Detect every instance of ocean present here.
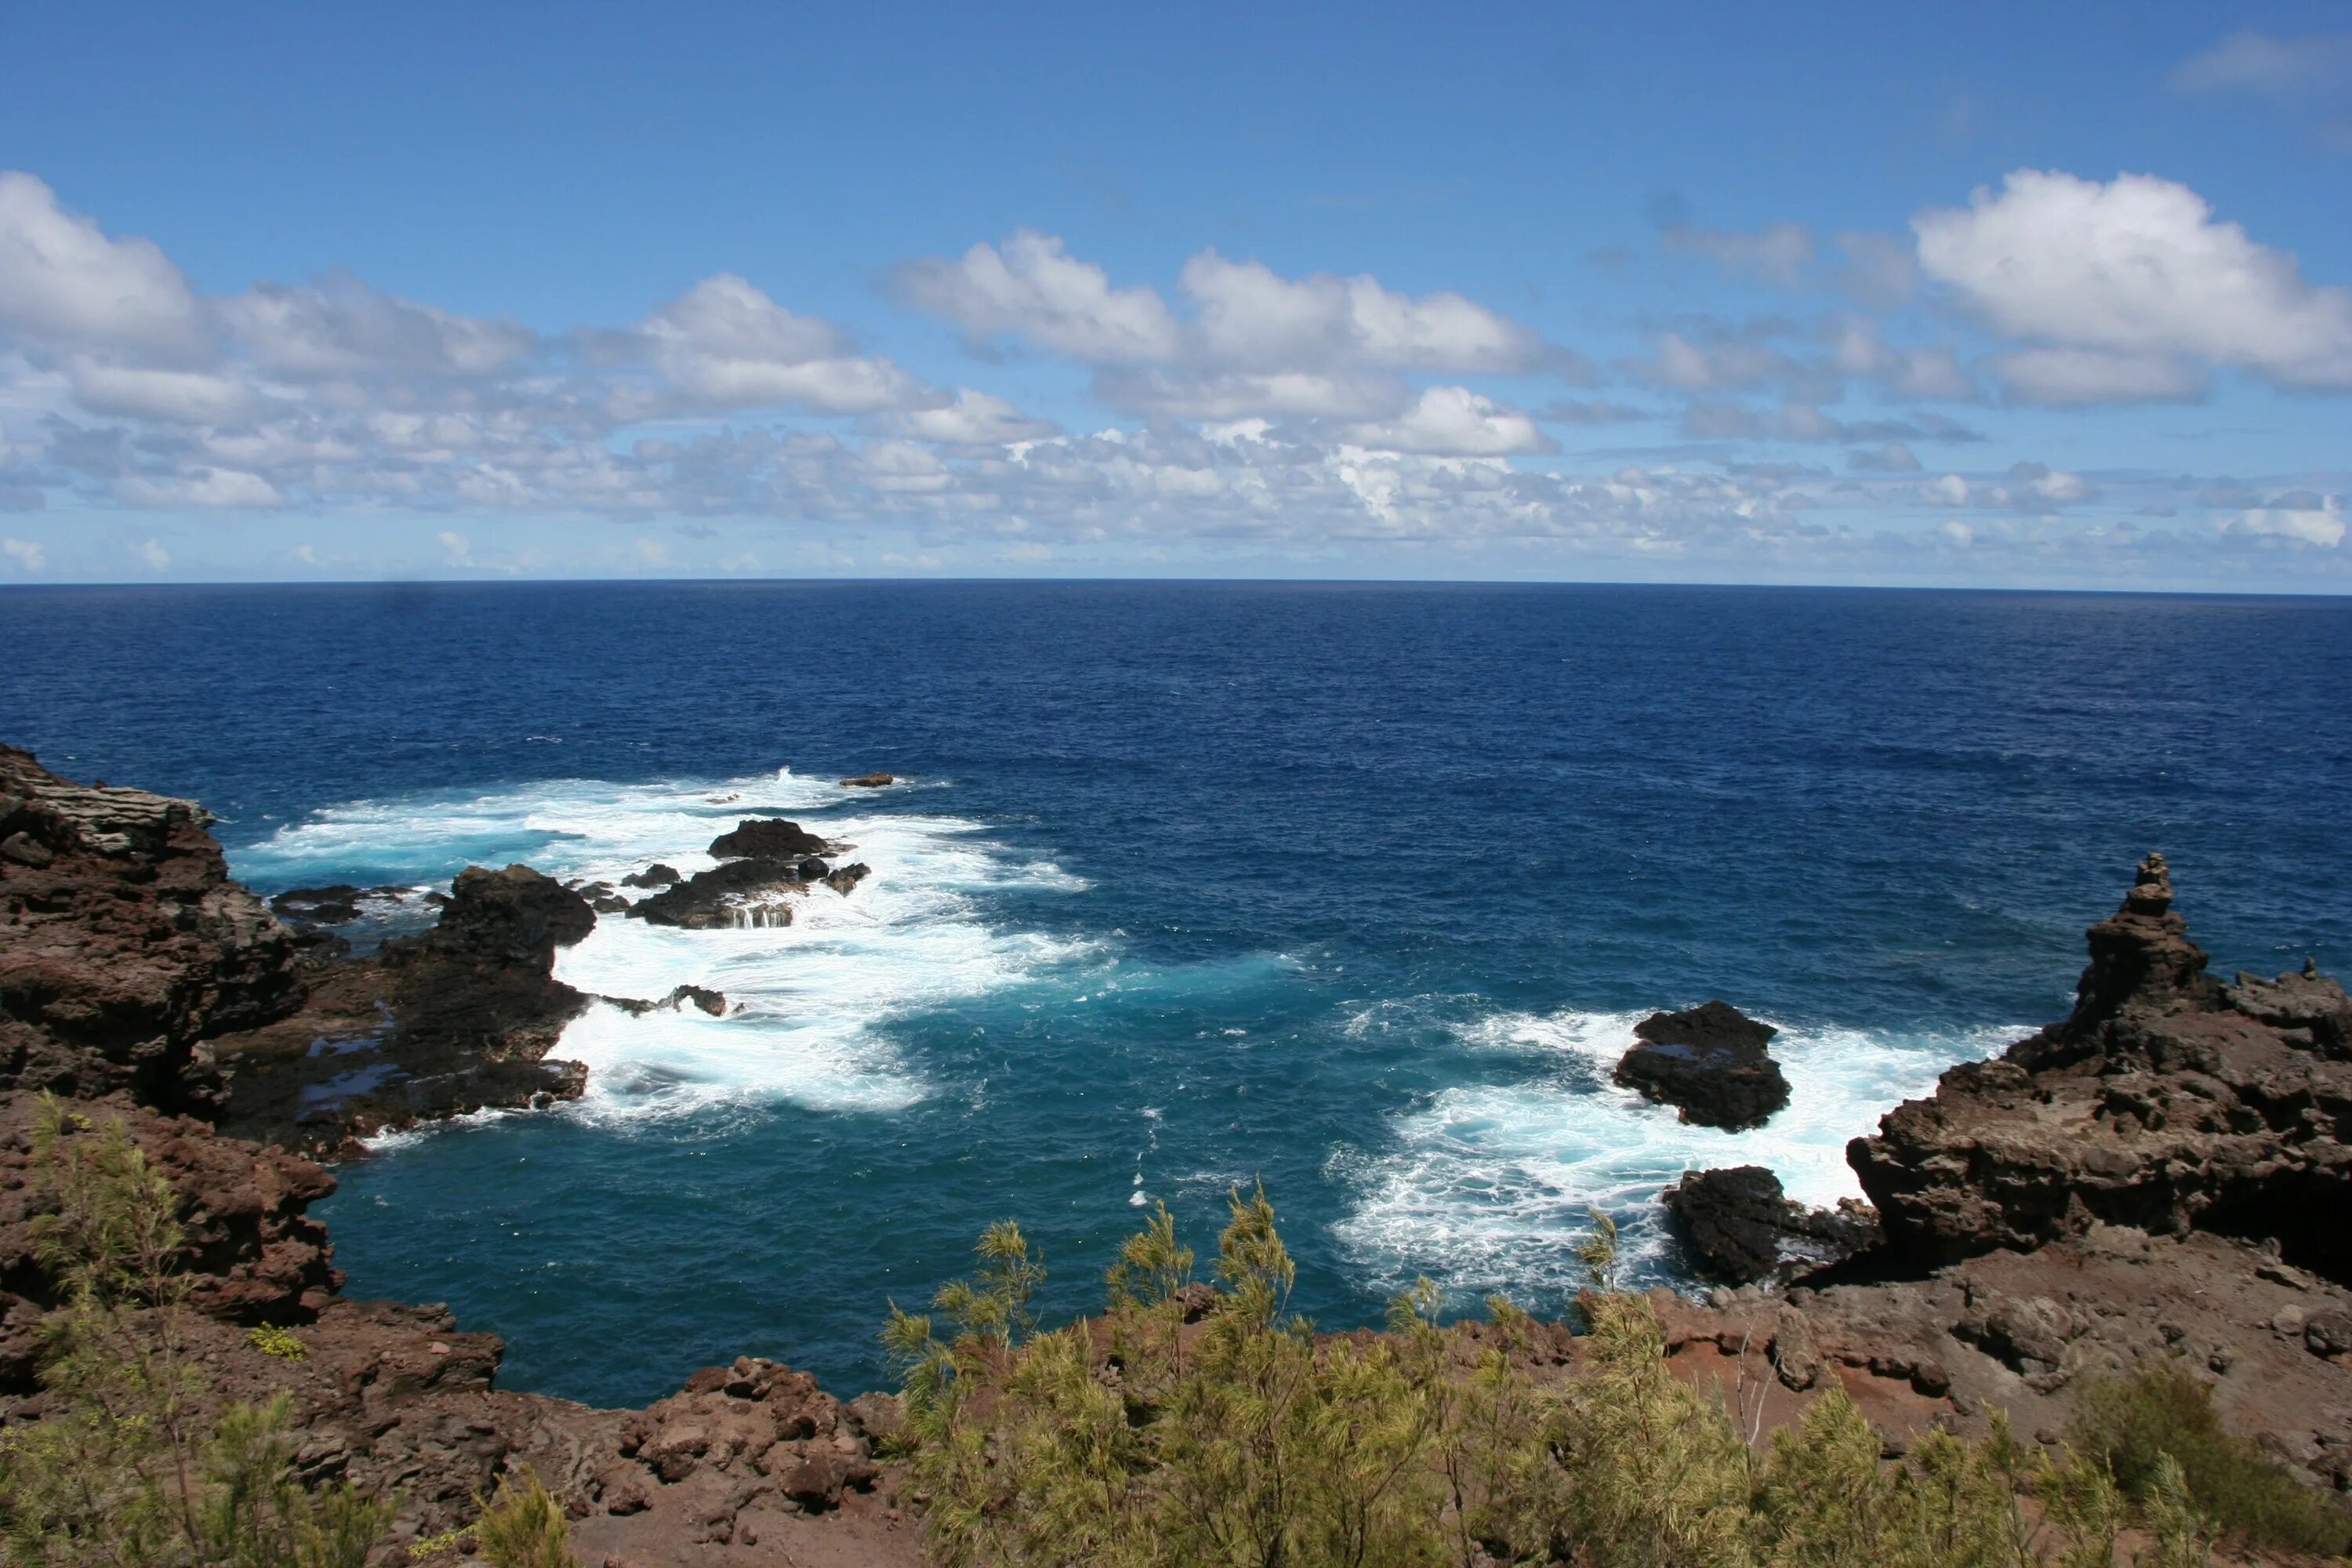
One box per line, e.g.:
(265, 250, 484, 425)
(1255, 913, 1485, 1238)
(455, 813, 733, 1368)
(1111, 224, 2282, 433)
(3, 581, 2347, 1406)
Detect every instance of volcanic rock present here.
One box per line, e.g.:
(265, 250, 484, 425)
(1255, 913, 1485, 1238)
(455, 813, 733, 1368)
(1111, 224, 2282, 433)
(709, 818, 830, 861)
(839, 772, 895, 788)
(0, 746, 310, 1112)
(826, 862, 871, 895)
(1850, 853, 2352, 1285)
(632, 857, 805, 930)
(210, 865, 596, 1152)
(270, 886, 365, 924)
(622, 862, 681, 888)
(1614, 1001, 1790, 1130)
(1662, 1166, 1879, 1285)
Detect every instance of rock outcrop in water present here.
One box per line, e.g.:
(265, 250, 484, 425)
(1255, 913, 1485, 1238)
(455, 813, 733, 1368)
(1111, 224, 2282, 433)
(840, 771, 896, 788)
(1662, 1165, 1879, 1285)
(1849, 851, 2352, 1284)
(1613, 1000, 1790, 1130)
(209, 862, 596, 1154)
(710, 816, 833, 861)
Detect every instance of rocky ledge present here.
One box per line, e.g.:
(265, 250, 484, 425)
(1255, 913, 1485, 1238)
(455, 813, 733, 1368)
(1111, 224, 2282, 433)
(1850, 851, 2352, 1284)
(1657, 852, 2352, 1499)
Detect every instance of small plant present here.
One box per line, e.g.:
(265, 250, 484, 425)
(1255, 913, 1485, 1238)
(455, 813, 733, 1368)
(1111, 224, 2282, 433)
(472, 1465, 578, 1568)
(2067, 1358, 2352, 1555)
(248, 1323, 308, 1360)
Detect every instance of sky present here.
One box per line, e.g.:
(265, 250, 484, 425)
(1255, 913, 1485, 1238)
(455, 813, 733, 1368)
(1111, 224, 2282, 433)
(0, 1, 2348, 589)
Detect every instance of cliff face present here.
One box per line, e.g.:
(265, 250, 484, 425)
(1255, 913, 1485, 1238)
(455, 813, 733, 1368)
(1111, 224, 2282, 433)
(0, 745, 310, 1113)
(1849, 853, 2352, 1284)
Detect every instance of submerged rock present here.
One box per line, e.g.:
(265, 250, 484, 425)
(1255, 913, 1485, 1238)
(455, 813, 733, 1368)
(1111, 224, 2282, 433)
(826, 862, 871, 895)
(839, 771, 896, 788)
(1613, 1000, 1790, 1130)
(1663, 1166, 1879, 1285)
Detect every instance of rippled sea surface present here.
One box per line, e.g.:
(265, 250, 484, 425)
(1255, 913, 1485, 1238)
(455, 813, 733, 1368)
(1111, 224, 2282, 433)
(4, 582, 2347, 1405)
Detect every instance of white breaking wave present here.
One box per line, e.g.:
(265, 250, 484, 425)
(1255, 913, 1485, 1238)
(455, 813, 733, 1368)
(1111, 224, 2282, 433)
(238, 768, 1087, 1123)
(1330, 1004, 2025, 1303)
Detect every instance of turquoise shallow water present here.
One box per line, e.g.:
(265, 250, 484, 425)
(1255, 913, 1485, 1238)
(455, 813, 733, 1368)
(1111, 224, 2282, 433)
(2, 581, 2347, 1405)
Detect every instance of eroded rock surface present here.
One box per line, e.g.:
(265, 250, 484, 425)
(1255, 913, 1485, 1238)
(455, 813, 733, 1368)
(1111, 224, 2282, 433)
(1, 746, 310, 1113)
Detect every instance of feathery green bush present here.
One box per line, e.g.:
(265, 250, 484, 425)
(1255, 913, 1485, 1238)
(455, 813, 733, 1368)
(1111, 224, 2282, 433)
(0, 1096, 393, 1567)
(887, 1189, 2241, 1568)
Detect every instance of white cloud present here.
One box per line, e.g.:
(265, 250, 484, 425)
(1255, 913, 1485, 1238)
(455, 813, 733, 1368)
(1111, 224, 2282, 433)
(644, 274, 930, 414)
(896, 231, 1550, 397)
(874, 388, 1057, 445)
(217, 274, 534, 377)
(1662, 222, 1814, 288)
(67, 360, 260, 424)
(2223, 494, 2344, 546)
(2170, 31, 2352, 96)
(116, 469, 281, 508)
(132, 538, 169, 570)
(2, 535, 42, 570)
(0, 171, 208, 360)
(1939, 521, 1973, 547)
(439, 530, 474, 566)
(1093, 367, 1405, 420)
(1178, 251, 1544, 373)
(1335, 386, 1554, 456)
(1988, 347, 2209, 406)
(1921, 474, 1973, 507)
(895, 230, 1181, 362)
(1915, 169, 2352, 392)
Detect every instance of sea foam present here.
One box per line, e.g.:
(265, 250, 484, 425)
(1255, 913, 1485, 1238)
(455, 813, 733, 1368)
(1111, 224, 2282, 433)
(1330, 1004, 2024, 1305)
(236, 768, 1087, 1123)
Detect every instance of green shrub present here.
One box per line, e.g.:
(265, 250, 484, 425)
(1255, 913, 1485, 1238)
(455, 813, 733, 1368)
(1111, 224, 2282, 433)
(473, 1465, 577, 1568)
(885, 1192, 2243, 1568)
(0, 1094, 394, 1567)
(2067, 1358, 2352, 1555)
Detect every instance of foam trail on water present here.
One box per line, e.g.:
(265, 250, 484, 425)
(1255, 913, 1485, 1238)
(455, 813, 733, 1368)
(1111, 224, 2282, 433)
(1330, 1005, 2026, 1303)
(234, 769, 1087, 1123)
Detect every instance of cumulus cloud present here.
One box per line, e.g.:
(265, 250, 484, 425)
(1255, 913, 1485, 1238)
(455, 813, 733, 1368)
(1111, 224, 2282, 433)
(1334, 387, 1555, 456)
(0, 172, 208, 360)
(1915, 169, 2352, 394)
(893, 230, 1181, 361)
(217, 273, 534, 378)
(644, 274, 931, 414)
(873, 389, 1058, 445)
(2222, 493, 2344, 546)
(116, 469, 281, 508)
(895, 230, 1559, 419)
(67, 361, 261, 424)
(2, 535, 42, 570)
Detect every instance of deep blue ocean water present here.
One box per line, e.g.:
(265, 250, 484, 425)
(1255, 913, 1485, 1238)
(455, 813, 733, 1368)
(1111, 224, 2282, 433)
(3, 582, 2347, 1407)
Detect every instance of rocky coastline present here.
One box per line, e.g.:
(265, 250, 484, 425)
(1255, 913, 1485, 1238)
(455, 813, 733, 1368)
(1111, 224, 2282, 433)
(5, 744, 2350, 1562)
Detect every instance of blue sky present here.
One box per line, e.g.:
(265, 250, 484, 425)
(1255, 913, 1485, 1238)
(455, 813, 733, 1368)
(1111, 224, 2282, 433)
(1, 1, 2348, 587)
